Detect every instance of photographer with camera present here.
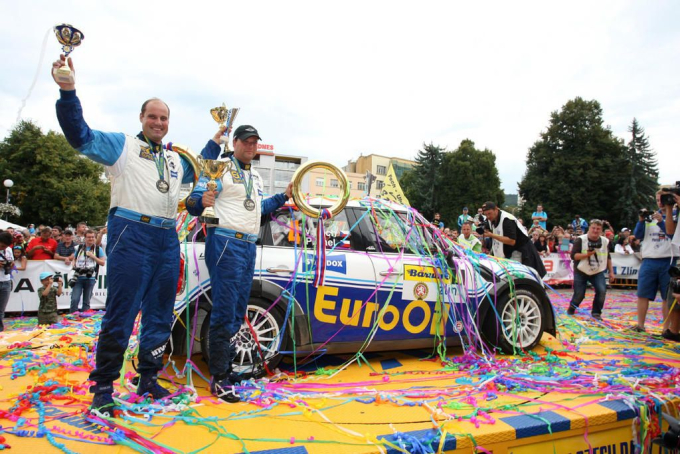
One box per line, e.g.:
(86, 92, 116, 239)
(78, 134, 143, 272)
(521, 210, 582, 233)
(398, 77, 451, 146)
(566, 220, 614, 319)
(69, 230, 105, 313)
(480, 201, 546, 277)
(656, 188, 680, 341)
(631, 192, 676, 334)
(0, 232, 14, 332)
(37, 272, 63, 325)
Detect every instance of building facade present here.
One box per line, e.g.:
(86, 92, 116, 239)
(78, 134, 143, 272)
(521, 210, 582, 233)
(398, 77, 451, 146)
(343, 154, 415, 197)
(181, 147, 414, 204)
(250, 144, 307, 196)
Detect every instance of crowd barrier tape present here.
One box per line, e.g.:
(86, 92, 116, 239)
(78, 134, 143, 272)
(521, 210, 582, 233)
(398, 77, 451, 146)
(541, 252, 641, 286)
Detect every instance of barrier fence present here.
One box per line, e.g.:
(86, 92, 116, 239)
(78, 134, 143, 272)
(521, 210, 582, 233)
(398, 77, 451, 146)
(5, 253, 643, 313)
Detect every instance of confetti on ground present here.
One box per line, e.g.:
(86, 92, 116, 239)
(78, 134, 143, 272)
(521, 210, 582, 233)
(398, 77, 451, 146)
(0, 288, 678, 453)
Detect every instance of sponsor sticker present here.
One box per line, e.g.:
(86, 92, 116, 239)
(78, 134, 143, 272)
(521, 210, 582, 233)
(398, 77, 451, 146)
(305, 254, 347, 275)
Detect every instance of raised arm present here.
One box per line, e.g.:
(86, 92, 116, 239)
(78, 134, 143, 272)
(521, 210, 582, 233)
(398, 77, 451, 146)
(52, 55, 125, 167)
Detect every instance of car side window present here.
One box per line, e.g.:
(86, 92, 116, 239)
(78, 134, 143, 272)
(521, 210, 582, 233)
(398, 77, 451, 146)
(267, 209, 353, 251)
(357, 207, 437, 255)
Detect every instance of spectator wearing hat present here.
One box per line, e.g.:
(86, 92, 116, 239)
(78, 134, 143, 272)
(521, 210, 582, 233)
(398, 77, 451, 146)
(26, 227, 58, 260)
(37, 272, 63, 325)
(481, 201, 547, 277)
(0, 232, 14, 332)
(532, 205, 548, 230)
(457, 207, 473, 232)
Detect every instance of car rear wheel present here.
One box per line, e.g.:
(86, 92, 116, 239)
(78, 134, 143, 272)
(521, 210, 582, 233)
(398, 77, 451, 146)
(201, 297, 287, 374)
(482, 288, 545, 353)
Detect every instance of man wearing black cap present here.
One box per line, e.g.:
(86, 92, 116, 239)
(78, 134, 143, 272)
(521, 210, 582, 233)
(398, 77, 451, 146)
(481, 201, 546, 277)
(186, 125, 292, 402)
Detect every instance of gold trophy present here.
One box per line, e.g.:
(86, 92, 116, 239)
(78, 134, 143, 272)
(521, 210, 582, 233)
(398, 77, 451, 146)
(210, 103, 240, 150)
(197, 157, 231, 225)
(53, 24, 84, 85)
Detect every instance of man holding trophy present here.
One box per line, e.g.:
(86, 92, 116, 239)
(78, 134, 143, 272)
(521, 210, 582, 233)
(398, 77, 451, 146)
(186, 125, 292, 403)
(51, 30, 225, 416)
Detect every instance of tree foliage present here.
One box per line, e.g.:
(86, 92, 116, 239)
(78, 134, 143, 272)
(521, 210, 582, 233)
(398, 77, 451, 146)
(518, 97, 629, 229)
(0, 120, 110, 227)
(617, 118, 659, 227)
(438, 140, 504, 224)
(400, 140, 505, 226)
(401, 142, 444, 220)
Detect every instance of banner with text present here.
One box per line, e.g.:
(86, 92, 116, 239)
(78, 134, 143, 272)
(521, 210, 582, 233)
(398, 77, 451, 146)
(6, 260, 108, 313)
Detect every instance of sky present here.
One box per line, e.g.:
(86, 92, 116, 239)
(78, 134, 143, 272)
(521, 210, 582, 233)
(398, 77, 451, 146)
(1, 1, 678, 193)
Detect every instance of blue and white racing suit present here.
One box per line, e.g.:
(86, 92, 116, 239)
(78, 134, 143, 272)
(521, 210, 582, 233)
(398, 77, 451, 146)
(56, 90, 220, 387)
(186, 159, 286, 378)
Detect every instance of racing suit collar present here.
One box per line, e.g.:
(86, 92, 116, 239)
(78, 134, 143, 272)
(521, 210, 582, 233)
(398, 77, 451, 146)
(220, 152, 251, 170)
(231, 156, 251, 171)
(137, 132, 161, 150)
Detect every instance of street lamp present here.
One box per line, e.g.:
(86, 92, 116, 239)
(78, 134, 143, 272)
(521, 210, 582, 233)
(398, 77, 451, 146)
(3, 179, 13, 204)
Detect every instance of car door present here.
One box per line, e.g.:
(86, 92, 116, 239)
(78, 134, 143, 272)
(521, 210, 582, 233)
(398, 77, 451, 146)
(259, 206, 380, 344)
(355, 206, 465, 341)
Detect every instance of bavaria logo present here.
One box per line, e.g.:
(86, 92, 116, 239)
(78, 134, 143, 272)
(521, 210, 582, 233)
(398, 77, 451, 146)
(305, 254, 347, 274)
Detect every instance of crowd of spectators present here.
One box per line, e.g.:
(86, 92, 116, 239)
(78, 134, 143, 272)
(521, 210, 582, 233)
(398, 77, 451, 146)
(0, 222, 108, 327)
(433, 204, 643, 259)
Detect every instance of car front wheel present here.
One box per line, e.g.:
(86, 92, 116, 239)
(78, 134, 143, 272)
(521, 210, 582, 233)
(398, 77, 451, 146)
(482, 288, 545, 353)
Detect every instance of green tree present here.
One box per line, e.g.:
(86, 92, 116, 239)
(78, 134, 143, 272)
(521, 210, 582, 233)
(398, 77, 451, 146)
(617, 118, 659, 227)
(401, 142, 444, 220)
(518, 97, 628, 229)
(438, 139, 504, 226)
(0, 120, 110, 227)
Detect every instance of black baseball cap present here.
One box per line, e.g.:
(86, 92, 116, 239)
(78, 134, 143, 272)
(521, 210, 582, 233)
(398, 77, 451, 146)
(481, 201, 497, 211)
(233, 125, 261, 141)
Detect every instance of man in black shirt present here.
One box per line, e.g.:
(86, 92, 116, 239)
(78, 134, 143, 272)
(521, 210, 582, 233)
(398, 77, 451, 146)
(481, 201, 546, 277)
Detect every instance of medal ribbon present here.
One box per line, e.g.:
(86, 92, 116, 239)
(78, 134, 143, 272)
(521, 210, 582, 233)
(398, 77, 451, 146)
(313, 208, 333, 287)
(144, 136, 166, 182)
(230, 156, 254, 200)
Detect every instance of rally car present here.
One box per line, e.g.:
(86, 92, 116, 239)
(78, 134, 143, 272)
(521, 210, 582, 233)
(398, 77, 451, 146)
(171, 198, 556, 373)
